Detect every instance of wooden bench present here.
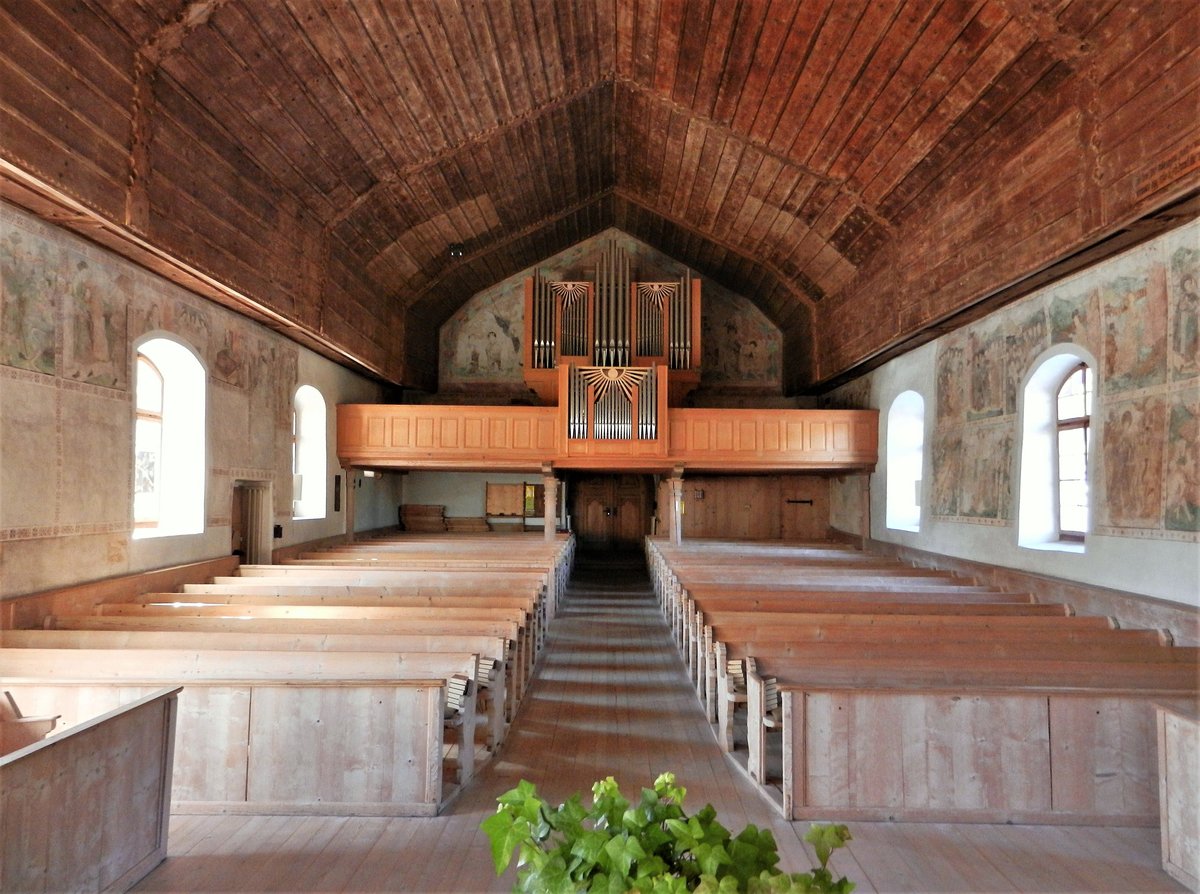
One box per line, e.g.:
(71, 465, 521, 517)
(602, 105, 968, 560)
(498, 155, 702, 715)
(697, 614, 1132, 724)
(2, 648, 477, 815)
(88, 602, 538, 700)
(744, 659, 1198, 825)
(3, 628, 512, 752)
(678, 600, 1076, 705)
(0, 687, 180, 892)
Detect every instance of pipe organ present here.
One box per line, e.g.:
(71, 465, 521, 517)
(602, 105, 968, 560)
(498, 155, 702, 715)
(524, 242, 702, 423)
(566, 365, 660, 442)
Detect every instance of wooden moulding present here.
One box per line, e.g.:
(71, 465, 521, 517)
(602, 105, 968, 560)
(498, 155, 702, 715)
(0, 687, 181, 894)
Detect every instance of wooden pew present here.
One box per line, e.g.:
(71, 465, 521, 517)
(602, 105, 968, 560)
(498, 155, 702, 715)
(136, 586, 547, 654)
(645, 536, 1199, 830)
(707, 627, 1185, 749)
(0, 687, 180, 892)
(678, 600, 1075, 704)
(2, 648, 477, 815)
(43, 613, 529, 724)
(2, 629, 511, 752)
(742, 659, 1199, 825)
(90, 602, 537, 697)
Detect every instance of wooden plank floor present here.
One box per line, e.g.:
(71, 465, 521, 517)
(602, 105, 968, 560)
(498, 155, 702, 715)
(133, 549, 1185, 893)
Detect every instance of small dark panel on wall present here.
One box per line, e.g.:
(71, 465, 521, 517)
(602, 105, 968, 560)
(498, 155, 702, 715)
(273, 524, 283, 539)
(334, 474, 342, 512)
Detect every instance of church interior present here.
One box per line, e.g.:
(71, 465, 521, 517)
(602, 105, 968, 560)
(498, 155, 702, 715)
(1, 1, 1198, 891)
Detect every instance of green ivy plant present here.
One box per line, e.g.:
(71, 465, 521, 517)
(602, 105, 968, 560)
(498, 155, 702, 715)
(481, 772, 855, 894)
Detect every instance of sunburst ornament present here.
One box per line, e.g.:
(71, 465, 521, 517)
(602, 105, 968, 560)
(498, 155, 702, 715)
(551, 281, 589, 308)
(637, 282, 676, 309)
(578, 366, 649, 403)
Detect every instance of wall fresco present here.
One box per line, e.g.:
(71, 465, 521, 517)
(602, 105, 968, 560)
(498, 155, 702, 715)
(0, 204, 305, 554)
(437, 228, 783, 394)
(1003, 308, 1048, 414)
(959, 423, 1013, 521)
(701, 287, 781, 388)
(1168, 241, 1199, 380)
(439, 284, 524, 386)
(935, 336, 966, 423)
(930, 428, 962, 517)
(1165, 395, 1200, 532)
(1, 225, 61, 375)
(1100, 395, 1167, 529)
(63, 261, 128, 389)
(1101, 262, 1168, 394)
(912, 219, 1198, 541)
(967, 326, 1006, 420)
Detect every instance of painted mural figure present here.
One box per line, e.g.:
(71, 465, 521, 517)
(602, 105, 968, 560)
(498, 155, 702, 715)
(1165, 402, 1200, 531)
(1172, 272, 1198, 369)
(1, 231, 57, 374)
(485, 330, 502, 371)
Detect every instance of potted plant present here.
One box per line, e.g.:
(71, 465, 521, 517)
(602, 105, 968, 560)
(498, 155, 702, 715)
(482, 772, 854, 893)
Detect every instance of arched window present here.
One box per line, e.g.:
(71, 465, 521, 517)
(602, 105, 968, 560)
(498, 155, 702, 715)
(1018, 349, 1095, 550)
(1055, 364, 1092, 540)
(133, 337, 206, 538)
(292, 385, 327, 519)
(885, 390, 924, 532)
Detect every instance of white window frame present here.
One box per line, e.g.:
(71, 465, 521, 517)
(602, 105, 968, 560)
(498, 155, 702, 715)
(132, 336, 206, 539)
(292, 384, 327, 520)
(1017, 346, 1096, 552)
(885, 390, 925, 532)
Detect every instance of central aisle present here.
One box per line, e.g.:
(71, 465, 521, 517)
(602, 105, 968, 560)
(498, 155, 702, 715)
(445, 547, 816, 891)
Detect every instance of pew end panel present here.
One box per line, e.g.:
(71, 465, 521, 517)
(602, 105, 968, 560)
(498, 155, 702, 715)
(1156, 700, 1200, 890)
(0, 687, 180, 894)
(3, 679, 449, 817)
(781, 687, 1166, 826)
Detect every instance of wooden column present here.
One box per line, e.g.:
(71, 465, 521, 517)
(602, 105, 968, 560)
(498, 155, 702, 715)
(543, 474, 558, 542)
(669, 476, 684, 545)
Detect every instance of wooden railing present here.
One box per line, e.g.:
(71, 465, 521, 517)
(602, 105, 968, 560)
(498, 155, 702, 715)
(338, 404, 878, 473)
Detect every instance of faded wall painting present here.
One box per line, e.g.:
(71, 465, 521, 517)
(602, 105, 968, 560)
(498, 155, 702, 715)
(935, 338, 965, 423)
(1, 202, 304, 557)
(1101, 262, 1168, 394)
(1100, 396, 1167, 529)
(437, 228, 782, 395)
(1169, 240, 1199, 380)
(917, 218, 1199, 541)
(2, 225, 62, 375)
(439, 283, 524, 388)
(63, 262, 128, 388)
(958, 424, 1013, 521)
(701, 285, 781, 389)
(1165, 395, 1200, 532)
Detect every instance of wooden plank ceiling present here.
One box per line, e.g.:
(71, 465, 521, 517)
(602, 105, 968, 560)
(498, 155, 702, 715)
(2, 0, 1197, 391)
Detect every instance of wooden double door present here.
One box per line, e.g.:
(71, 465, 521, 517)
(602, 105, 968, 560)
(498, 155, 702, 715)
(570, 474, 653, 550)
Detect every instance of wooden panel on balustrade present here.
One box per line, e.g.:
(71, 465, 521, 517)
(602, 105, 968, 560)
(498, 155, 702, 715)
(667, 408, 878, 470)
(337, 404, 558, 469)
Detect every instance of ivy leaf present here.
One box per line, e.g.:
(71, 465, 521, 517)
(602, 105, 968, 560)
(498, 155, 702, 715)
(480, 810, 517, 875)
(804, 824, 853, 870)
(693, 841, 733, 878)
